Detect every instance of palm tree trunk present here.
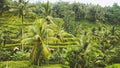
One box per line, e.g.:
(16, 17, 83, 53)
(21, 6, 24, 51)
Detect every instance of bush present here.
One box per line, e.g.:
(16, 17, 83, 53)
(0, 48, 11, 61)
(65, 49, 86, 68)
(109, 56, 120, 64)
(49, 51, 66, 64)
(12, 51, 30, 61)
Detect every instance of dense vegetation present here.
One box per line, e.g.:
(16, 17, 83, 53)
(0, 0, 120, 68)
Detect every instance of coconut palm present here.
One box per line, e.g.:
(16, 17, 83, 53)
(22, 0, 80, 65)
(7, 0, 35, 51)
(22, 18, 50, 65)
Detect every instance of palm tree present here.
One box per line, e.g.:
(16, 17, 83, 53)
(22, 1, 80, 65)
(40, 1, 52, 18)
(22, 18, 54, 65)
(9, 0, 35, 51)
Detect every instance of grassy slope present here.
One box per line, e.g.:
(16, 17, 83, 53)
(0, 61, 61, 68)
(105, 64, 120, 68)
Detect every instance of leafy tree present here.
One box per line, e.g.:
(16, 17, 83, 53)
(0, 0, 10, 15)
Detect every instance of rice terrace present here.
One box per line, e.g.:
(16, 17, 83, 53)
(0, 0, 120, 68)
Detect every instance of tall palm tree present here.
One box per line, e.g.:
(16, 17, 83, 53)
(9, 0, 35, 51)
(40, 1, 51, 17)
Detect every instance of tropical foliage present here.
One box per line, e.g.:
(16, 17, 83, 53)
(0, 0, 120, 68)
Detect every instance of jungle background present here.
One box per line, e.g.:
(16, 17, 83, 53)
(0, 0, 120, 68)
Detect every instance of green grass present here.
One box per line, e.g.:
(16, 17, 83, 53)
(106, 64, 120, 68)
(0, 61, 62, 68)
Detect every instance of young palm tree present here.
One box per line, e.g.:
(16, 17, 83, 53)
(22, 1, 80, 65)
(22, 18, 57, 65)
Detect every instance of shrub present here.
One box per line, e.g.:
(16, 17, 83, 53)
(49, 51, 66, 64)
(0, 48, 11, 61)
(12, 51, 30, 61)
(65, 49, 86, 68)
